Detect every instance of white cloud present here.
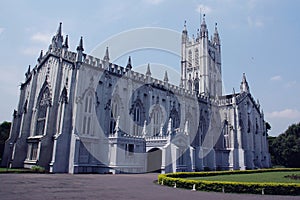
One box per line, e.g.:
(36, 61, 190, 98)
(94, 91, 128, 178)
(247, 16, 264, 28)
(196, 4, 212, 14)
(270, 75, 282, 81)
(0, 27, 4, 34)
(267, 109, 300, 119)
(285, 80, 297, 88)
(144, 0, 164, 5)
(31, 32, 52, 44)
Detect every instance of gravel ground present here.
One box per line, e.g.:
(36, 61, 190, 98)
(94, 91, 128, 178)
(0, 173, 299, 200)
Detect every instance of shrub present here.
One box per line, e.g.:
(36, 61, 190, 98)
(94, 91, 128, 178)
(31, 166, 46, 173)
(158, 168, 300, 195)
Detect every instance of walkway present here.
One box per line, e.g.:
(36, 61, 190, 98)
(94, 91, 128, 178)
(0, 173, 299, 200)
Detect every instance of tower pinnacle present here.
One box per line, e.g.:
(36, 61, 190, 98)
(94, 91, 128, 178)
(126, 56, 132, 70)
(240, 73, 250, 93)
(103, 47, 110, 62)
(146, 63, 151, 76)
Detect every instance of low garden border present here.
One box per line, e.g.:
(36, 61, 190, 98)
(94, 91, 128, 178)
(157, 168, 300, 195)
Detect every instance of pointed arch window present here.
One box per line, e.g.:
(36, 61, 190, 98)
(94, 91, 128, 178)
(82, 91, 94, 135)
(170, 107, 180, 129)
(35, 87, 50, 136)
(151, 106, 163, 136)
(131, 100, 144, 136)
(188, 50, 192, 68)
(195, 48, 199, 66)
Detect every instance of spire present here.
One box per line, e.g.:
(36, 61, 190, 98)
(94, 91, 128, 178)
(213, 22, 220, 45)
(126, 56, 132, 70)
(240, 73, 250, 93)
(57, 22, 62, 37)
(103, 47, 110, 61)
(200, 14, 208, 38)
(27, 65, 31, 75)
(146, 63, 151, 76)
(76, 36, 84, 52)
(163, 71, 169, 82)
(63, 35, 69, 49)
(76, 37, 84, 62)
(37, 50, 43, 62)
(182, 20, 188, 43)
(51, 22, 63, 49)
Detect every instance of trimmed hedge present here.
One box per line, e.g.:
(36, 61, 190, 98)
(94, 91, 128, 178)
(158, 168, 300, 195)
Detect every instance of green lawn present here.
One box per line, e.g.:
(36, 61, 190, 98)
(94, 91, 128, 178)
(0, 168, 31, 173)
(186, 171, 300, 183)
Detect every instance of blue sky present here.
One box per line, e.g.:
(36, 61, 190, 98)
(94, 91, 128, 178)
(0, 0, 299, 136)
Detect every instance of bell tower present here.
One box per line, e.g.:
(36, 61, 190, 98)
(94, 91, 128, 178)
(181, 15, 222, 97)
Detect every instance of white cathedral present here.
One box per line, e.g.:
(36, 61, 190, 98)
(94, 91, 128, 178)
(2, 17, 271, 174)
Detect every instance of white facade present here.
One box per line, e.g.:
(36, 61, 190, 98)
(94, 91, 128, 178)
(2, 19, 271, 173)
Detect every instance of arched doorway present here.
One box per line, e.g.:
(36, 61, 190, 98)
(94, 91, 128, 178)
(147, 148, 162, 173)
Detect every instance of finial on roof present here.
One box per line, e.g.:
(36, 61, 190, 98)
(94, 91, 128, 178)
(38, 50, 43, 62)
(126, 56, 132, 70)
(57, 22, 62, 36)
(164, 71, 169, 82)
(76, 36, 84, 51)
(103, 47, 110, 61)
(146, 63, 151, 76)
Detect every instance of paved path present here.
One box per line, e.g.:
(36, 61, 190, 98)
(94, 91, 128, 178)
(0, 173, 299, 200)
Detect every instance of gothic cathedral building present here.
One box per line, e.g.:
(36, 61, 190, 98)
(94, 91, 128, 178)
(2, 17, 271, 173)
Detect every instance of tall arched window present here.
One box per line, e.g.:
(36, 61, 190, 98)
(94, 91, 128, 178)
(35, 87, 50, 136)
(82, 91, 93, 135)
(133, 106, 141, 136)
(151, 106, 162, 136)
(195, 48, 199, 66)
(170, 107, 180, 129)
(188, 50, 192, 68)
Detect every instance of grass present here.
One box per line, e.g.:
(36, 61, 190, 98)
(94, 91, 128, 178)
(0, 167, 32, 173)
(186, 171, 300, 184)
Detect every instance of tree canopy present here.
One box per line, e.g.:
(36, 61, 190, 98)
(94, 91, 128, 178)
(268, 122, 300, 167)
(0, 121, 11, 161)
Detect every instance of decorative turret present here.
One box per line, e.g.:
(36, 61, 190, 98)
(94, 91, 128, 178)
(63, 35, 69, 49)
(25, 65, 31, 79)
(146, 63, 151, 77)
(182, 20, 188, 44)
(50, 22, 64, 49)
(103, 47, 110, 62)
(126, 56, 132, 71)
(200, 14, 208, 38)
(37, 50, 43, 63)
(240, 73, 250, 93)
(76, 37, 84, 62)
(163, 71, 169, 83)
(213, 23, 220, 47)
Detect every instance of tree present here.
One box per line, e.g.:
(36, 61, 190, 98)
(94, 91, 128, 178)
(0, 121, 11, 162)
(268, 122, 300, 167)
